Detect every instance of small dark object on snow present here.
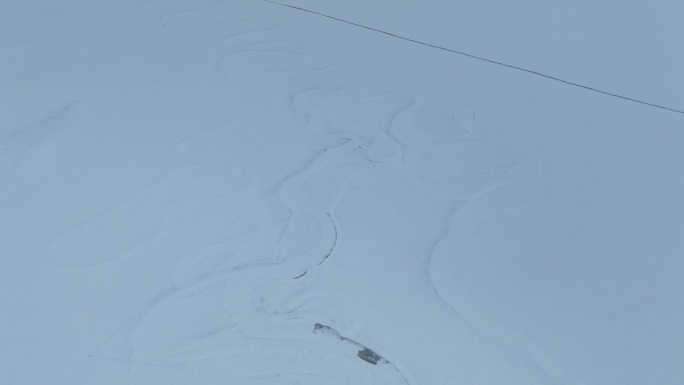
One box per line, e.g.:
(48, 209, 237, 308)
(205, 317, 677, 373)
(313, 322, 386, 365)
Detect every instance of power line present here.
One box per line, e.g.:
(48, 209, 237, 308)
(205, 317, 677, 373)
(261, 0, 684, 116)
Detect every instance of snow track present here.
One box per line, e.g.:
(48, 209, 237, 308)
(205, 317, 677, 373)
(87, 5, 557, 384)
(4, 1, 682, 384)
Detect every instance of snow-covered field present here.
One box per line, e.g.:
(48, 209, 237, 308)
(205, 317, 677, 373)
(1, 1, 683, 384)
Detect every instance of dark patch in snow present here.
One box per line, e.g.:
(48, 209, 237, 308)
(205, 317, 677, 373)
(313, 323, 387, 365)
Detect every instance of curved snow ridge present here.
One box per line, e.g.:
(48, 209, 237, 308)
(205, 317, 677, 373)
(381, 94, 565, 384)
(386, 96, 544, 202)
(141, 0, 228, 26)
(393, 96, 584, 384)
(393, 99, 580, 383)
(218, 20, 327, 81)
(47, 122, 244, 271)
(92, 6, 561, 384)
(399, 97, 590, 384)
(93, 21, 425, 382)
(426, 185, 601, 385)
(0, 100, 78, 185)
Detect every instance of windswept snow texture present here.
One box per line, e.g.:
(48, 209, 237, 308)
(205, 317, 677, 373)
(1, 1, 683, 385)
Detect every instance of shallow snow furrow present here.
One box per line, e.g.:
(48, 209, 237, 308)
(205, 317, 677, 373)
(91, 4, 556, 384)
(0, 101, 77, 185)
(92, 16, 412, 383)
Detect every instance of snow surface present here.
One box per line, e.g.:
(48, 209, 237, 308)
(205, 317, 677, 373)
(1, 1, 683, 384)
